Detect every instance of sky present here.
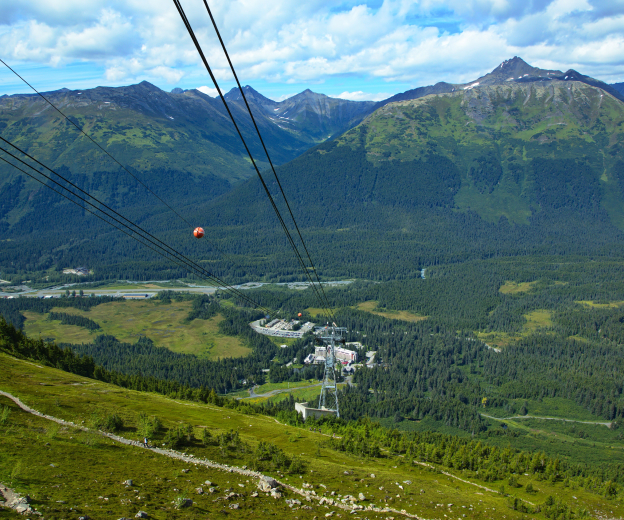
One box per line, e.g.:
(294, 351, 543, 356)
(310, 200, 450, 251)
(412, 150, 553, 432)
(0, 0, 623, 101)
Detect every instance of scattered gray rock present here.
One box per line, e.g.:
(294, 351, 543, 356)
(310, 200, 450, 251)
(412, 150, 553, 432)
(78, 516, 91, 520)
(286, 499, 302, 507)
(123, 479, 133, 486)
(358, 492, 366, 501)
(229, 503, 240, 509)
(135, 511, 149, 519)
(208, 487, 216, 493)
(257, 476, 279, 492)
(403, 480, 412, 485)
(251, 491, 259, 497)
(370, 474, 375, 478)
(181, 469, 189, 474)
(195, 487, 204, 494)
(204, 480, 212, 486)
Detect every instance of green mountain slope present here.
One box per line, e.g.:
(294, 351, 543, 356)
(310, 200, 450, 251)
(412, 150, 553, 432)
(2, 59, 624, 283)
(188, 73, 624, 280)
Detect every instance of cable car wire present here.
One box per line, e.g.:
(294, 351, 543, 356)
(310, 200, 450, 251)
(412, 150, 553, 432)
(0, 156, 215, 291)
(0, 140, 273, 314)
(0, 58, 194, 228)
(200, 0, 335, 320)
(172, 0, 334, 321)
(172, 0, 331, 321)
(0, 148, 271, 313)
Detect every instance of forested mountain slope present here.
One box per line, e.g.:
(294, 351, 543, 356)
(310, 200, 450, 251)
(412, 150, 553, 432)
(194, 75, 624, 280)
(2, 60, 624, 282)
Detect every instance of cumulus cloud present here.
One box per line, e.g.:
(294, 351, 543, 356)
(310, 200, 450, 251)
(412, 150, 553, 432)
(0, 0, 623, 92)
(336, 90, 391, 101)
(197, 85, 219, 97)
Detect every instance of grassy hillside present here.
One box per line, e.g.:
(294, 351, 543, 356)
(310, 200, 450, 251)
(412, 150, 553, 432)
(1, 351, 621, 520)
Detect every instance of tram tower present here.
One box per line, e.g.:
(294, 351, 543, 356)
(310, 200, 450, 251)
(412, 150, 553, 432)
(316, 325, 347, 418)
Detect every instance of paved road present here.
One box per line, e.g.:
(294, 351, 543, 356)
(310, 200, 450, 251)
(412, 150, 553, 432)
(5, 279, 354, 298)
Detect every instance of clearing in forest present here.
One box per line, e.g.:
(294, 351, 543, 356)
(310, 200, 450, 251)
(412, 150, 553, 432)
(354, 301, 428, 322)
(499, 281, 538, 294)
(22, 300, 250, 360)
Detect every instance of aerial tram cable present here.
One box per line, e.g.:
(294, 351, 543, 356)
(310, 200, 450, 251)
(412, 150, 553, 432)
(0, 157, 221, 292)
(0, 149, 272, 314)
(172, 0, 334, 321)
(0, 140, 273, 314)
(200, 0, 336, 321)
(0, 58, 194, 229)
(0, 60, 323, 321)
(172, 0, 332, 321)
(0, 148, 271, 313)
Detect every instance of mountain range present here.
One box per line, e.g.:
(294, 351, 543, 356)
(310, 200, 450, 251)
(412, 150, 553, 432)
(1, 57, 624, 281)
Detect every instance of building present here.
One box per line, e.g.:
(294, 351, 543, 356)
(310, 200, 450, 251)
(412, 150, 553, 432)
(294, 401, 337, 421)
(314, 345, 358, 363)
(249, 318, 315, 339)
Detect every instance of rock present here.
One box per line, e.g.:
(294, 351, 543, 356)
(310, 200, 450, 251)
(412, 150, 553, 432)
(251, 491, 259, 497)
(181, 469, 189, 474)
(204, 480, 212, 486)
(325, 512, 334, 518)
(343, 471, 351, 475)
(78, 516, 91, 520)
(257, 476, 279, 492)
(403, 480, 412, 485)
(358, 493, 366, 501)
(176, 498, 193, 508)
(208, 487, 216, 493)
(123, 479, 133, 486)
(270, 491, 283, 499)
(229, 503, 240, 509)
(135, 512, 149, 519)
(370, 474, 375, 478)
(195, 487, 204, 495)
(286, 499, 302, 507)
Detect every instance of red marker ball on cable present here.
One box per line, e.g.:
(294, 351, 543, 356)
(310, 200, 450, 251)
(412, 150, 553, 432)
(194, 227, 204, 238)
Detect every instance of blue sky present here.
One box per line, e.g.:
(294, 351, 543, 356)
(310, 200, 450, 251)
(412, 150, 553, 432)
(1, 0, 623, 101)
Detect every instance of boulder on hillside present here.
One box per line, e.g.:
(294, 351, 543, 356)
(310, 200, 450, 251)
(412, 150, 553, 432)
(257, 476, 279, 492)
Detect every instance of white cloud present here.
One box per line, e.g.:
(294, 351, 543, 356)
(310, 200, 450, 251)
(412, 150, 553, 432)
(197, 85, 218, 97)
(336, 90, 390, 101)
(1, 0, 623, 92)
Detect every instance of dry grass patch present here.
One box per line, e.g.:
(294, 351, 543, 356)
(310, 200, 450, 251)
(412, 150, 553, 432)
(355, 301, 427, 323)
(23, 300, 250, 360)
(499, 281, 538, 294)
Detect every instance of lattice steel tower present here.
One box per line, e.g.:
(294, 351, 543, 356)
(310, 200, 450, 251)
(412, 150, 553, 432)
(316, 325, 347, 417)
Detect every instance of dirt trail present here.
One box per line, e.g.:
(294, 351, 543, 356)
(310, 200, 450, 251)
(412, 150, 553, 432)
(481, 413, 612, 427)
(243, 383, 322, 399)
(0, 390, 422, 519)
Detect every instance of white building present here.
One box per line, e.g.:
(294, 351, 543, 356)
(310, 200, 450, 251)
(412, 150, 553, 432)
(314, 345, 358, 363)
